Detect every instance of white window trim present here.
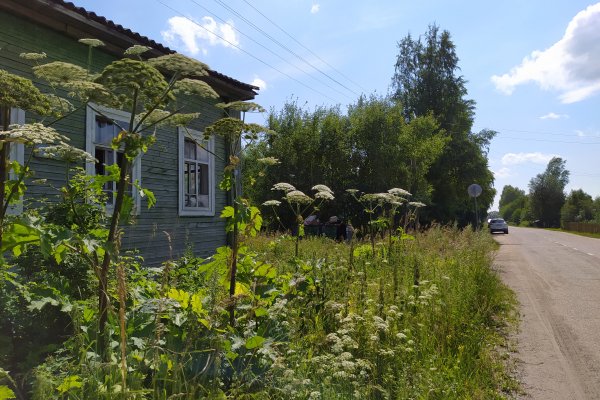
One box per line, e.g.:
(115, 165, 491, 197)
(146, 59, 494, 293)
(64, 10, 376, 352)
(178, 127, 215, 216)
(6, 108, 25, 215)
(85, 104, 141, 214)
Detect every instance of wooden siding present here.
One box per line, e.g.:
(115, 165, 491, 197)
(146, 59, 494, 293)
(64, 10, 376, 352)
(0, 10, 230, 264)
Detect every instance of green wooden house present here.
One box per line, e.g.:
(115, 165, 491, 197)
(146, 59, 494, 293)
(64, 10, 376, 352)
(0, 0, 258, 264)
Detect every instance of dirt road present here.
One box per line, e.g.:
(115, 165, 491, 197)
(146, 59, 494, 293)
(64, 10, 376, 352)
(494, 227, 600, 399)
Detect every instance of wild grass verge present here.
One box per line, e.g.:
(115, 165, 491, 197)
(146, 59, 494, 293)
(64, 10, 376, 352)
(2, 227, 518, 399)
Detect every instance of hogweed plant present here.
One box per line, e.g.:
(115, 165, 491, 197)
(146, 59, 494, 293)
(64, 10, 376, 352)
(14, 38, 222, 362)
(204, 100, 273, 326)
(266, 183, 334, 257)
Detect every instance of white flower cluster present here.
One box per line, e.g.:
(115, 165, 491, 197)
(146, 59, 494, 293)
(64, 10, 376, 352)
(312, 184, 334, 201)
(314, 190, 334, 200)
(262, 199, 282, 207)
(257, 157, 280, 166)
(124, 45, 151, 56)
(1, 123, 69, 145)
(272, 182, 296, 193)
(388, 187, 412, 197)
(36, 144, 96, 163)
(78, 38, 105, 47)
(286, 190, 312, 205)
(19, 52, 47, 60)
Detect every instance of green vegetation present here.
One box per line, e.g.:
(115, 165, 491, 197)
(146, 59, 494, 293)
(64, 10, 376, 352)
(2, 220, 517, 398)
(0, 26, 516, 399)
(245, 25, 496, 228)
(499, 157, 600, 229)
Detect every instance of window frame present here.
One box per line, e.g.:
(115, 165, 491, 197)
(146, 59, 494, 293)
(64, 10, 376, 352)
(178, 127, 215, 217)
(85, 104, 141, 214)
(3, 108, 25, 215)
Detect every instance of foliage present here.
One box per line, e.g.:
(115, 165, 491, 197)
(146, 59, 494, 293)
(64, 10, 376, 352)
(499, 185, 527, 224)
(391, 24, 496, 225)
(560, 189, 594, 225)
(528, 157, 569, 227)
(244, 97, 446, 231)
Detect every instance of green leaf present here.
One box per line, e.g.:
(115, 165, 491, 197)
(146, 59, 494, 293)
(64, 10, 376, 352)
(190, 293, 205, 316)
(27, 296, 59, 311)
(141, 188, 156, 208)
(254, 307, 268, 317)
(167, 288, 190, 309)
(245, 335, 265, 349)
(254, 263, 276, 279)
(56, 375, 83, 394)
(220, 206, 234, 219)
(0, 386, 16, 400)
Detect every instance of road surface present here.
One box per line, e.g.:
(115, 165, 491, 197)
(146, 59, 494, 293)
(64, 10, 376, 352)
(494, 227, 600, 399)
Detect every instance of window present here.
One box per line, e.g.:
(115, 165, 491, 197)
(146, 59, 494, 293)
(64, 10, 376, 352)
(178, 128, 215, 216)
(86, 105, 141, 212)
(0, 108, 25, 214)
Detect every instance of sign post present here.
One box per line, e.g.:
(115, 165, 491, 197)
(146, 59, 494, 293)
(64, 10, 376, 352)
(467, 184, 482, 230)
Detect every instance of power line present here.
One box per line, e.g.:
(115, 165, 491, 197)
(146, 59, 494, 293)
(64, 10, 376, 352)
(496, 127, 600, 138)
(155, 0, 341, 104)
(239, 0, 368, 94)
(494, 135, 600, 145)
(186, 0, 354, 101)
(208, 0, 361, 98)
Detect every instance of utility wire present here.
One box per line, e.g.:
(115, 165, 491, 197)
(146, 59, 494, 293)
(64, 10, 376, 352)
(496, 128, 599, 138)
(494, 136, 600, 145)
(239, 0, 368, 94)
(186, 0, 353, 101)
(209, 0, 361, 98)
(155, 0, 340, 104)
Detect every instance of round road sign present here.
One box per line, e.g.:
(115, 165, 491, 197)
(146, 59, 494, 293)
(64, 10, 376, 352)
(468, 183, 482, 198)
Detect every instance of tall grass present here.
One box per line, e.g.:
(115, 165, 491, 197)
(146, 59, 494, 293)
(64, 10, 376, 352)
(246, 227, 517, 399)
(14, 227, 516, 399)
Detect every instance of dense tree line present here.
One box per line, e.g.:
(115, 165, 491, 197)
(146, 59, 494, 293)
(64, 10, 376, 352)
(499, 157, 600, 227)
(245, 25, 496, 228)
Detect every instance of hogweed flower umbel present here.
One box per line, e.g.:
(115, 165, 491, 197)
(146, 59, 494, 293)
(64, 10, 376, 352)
(272, 182, 296, 193)
(257, 157, 281, 166)
(262, 200, 282, 207)
(286, 190, 312, 205)
(388, 188, 412, 197)
(19, 52, 47, 60)
(1, 123, 69, 145)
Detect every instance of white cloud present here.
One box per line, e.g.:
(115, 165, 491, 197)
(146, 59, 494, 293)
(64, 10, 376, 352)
(501, 152, 560, 166)
(576, 129, 586, 137)
(539, 112, 568, 120)
(251, 77, 267, 91)
(493, 167, 512, 179)
(161, 16, 239, 56)
(311, 4, 320, 14)
(491, 3, 600, 103)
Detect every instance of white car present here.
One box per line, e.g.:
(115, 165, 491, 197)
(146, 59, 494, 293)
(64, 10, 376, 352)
(489, 218, 508, 234)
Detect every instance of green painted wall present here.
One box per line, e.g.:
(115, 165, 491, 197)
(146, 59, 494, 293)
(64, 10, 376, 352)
(0, 10, 232, 264)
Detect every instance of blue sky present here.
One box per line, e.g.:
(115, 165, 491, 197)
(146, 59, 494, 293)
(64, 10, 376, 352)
(73, 0, 600, 209)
